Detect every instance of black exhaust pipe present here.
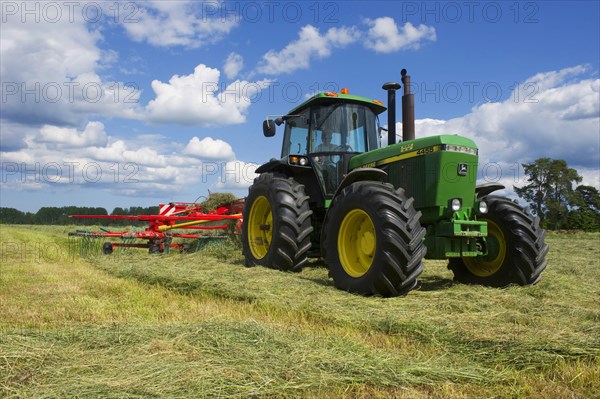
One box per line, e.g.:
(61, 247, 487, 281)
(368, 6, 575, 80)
(382, 81, 400, 146)
(401, 69, 415, 142)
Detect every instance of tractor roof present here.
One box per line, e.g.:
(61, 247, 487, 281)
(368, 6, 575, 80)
(287, 92, 387, 116)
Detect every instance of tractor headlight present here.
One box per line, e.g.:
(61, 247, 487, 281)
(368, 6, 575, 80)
(451, 198, 462, 211)
(478, 201, 488, 214)
(288, 155, 308, 166)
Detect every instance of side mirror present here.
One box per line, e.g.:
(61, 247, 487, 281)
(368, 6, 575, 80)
(263, 119, 276, 137)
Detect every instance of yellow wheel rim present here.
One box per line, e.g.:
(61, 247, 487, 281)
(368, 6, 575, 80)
(464, 219, 506, 277)
(337, 209, 376, 278)
(248, 196, 272, 259)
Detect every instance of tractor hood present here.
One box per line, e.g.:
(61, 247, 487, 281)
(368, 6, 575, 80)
(349, 134, 478, 170)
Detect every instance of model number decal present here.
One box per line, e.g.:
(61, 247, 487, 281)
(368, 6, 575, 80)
(375, 145, 442, 167)
(416, 146, 436, 155)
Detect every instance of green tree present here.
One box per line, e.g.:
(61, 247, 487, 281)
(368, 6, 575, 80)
(35, 207, 62, 224)
(572, 185, 600, 211)
(567, 185, 600, 231)
(514, 158, 582, 230)
(0, 207, 26, 224)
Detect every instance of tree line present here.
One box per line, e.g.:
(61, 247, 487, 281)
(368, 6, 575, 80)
(0, 206, 159, 226)
(514, 158, 600, 231)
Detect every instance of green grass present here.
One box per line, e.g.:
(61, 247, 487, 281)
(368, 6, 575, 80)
(1, 225, 599, 398)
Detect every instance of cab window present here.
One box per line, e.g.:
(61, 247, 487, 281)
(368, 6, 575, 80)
(281, 108, 310, 157)
(310, 103, 378, 153)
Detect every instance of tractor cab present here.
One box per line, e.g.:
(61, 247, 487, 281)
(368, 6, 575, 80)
(264, 92, 386, 197)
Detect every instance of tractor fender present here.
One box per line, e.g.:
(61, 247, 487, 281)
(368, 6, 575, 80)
(331, 168, 388, 203)
(475, 182, 505, 198)
(255, 159, 292, 176)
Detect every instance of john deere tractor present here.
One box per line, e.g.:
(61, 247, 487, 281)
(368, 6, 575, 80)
(242, 69, 548, 296)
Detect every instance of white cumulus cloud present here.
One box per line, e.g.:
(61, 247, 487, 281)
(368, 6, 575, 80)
(0, 122, 239, 197)
(256, 25, 360, 75)
(254, 18, 436, 75)
(145, 64, 271, 126)
(0, 4, 142, 126)
(365, 18, 436, 53)
(37, 121, 108, 148)
(224, 52, 244, 79)
(183, 137, 236, 161)
(121, 1, 238, 48)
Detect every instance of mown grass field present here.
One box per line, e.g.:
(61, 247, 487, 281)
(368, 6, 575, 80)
(1, 225, 599, 398)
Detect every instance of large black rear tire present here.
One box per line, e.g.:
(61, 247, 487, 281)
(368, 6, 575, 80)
(242, 173, 313, 271)
(322, 181, 426, 297)
(448, 195, 548, 286)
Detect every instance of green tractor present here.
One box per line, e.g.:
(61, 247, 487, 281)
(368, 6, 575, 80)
(242, 69, 548, 297)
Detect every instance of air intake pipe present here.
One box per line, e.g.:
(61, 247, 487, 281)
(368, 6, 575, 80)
(382, 81, 400, 146)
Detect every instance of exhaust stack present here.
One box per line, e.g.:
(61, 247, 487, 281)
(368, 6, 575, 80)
(401, 69, 415, 142)
(382, 81, 400, 146)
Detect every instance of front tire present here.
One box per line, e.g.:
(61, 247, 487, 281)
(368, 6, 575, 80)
(242, 173, 313, 271)
(322, 181, 426, 297)
(448, 195, 549, 286)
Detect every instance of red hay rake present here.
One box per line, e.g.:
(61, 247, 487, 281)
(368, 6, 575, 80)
(68, 200, 244, 254)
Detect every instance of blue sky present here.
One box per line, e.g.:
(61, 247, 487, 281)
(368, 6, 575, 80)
(1, 1, 599, 212)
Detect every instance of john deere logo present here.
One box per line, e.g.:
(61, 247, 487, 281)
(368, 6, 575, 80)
(458, 163, 468, 176)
